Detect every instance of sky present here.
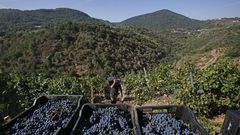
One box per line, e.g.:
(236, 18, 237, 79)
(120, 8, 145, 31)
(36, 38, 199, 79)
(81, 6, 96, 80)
(0, 0, 240, 22)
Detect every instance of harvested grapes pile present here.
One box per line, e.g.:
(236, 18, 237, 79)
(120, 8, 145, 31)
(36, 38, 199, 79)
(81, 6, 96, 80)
(141, 113, 196, 135)
(7, 99, 77, 135)
(80, 106, 133, 135)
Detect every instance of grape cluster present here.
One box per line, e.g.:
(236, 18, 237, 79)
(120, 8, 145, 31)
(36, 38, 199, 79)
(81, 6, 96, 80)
(142, 113, 196, 135)
(9, 99, 76, 135)
(81, 106, 133, 135)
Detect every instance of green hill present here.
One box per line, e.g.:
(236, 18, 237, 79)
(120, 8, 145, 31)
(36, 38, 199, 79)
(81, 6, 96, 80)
(118, 9, 207, 31)
(0, 8, 108, 36)
(0, 22, 173, 77)
(169, 21, 240, 68)
(0, 8, 239, 77)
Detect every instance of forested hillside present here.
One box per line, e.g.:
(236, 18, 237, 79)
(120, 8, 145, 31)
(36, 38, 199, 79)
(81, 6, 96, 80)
(0, 8, 239, 82)
(0, 8, 108, 36)
(173, 21, 240, 68)
(119, 9, 208, 31)
(0, 22, 173, 77)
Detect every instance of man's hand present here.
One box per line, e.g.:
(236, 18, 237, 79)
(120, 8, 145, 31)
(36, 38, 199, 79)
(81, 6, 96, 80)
(121, 96, 124, 102)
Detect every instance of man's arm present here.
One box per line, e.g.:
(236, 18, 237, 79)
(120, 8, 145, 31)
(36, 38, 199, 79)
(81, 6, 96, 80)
(119, 84, 123, 102)
(110, 79, 116, 88)
(119, 83, 123, 97)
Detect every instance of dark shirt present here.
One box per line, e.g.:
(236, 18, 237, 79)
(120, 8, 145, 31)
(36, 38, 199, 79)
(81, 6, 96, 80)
(108, 79, 122, 95)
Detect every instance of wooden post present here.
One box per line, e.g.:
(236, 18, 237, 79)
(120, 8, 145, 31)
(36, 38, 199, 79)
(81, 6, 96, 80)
(189, 72, 195, 91)
(91, 88, 94, 103)
(143, 67, 147, 78)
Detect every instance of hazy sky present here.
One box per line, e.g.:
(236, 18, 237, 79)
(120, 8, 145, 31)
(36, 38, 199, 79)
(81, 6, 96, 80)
(0, 0, 240, 22)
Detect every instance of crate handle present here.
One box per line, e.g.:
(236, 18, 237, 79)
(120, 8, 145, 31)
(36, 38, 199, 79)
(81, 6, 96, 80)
(142, 108, 153, 113)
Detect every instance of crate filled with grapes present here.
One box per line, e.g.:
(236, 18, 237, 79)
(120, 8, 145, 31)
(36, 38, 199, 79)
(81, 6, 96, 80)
(0, 95, 85, 135)
(135, 105, 209, 135)
(71, 103, 141, 135)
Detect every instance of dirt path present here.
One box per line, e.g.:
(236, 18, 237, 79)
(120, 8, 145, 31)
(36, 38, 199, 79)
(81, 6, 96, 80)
(176, 49, 224, 69)
(196, 49, 223, 69)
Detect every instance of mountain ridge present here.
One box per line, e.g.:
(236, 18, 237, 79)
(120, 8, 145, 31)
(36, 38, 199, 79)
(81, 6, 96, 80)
(0, 8, 109, 35)
(1, 7, 239, 35)
(118, 9, 206, 31)
(0, 8, 239, 75)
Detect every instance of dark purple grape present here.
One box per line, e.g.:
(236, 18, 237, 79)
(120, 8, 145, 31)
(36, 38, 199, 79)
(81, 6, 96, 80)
(81, 107, 132, 135)
(142, 113, 196, 135)
(8, 99, 77, 135)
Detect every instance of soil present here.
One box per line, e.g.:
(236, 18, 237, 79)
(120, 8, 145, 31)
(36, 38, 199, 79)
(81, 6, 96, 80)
(196, 49, 223, 69)
(142, 95, 176, 106)
(212, 114, 225, 128)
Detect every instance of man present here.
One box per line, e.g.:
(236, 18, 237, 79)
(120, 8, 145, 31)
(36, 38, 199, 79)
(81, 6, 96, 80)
(107, 76, 123, 104)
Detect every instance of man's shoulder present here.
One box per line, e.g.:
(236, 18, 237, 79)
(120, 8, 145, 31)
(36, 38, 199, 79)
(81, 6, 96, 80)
(107, 76, 116, 81)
